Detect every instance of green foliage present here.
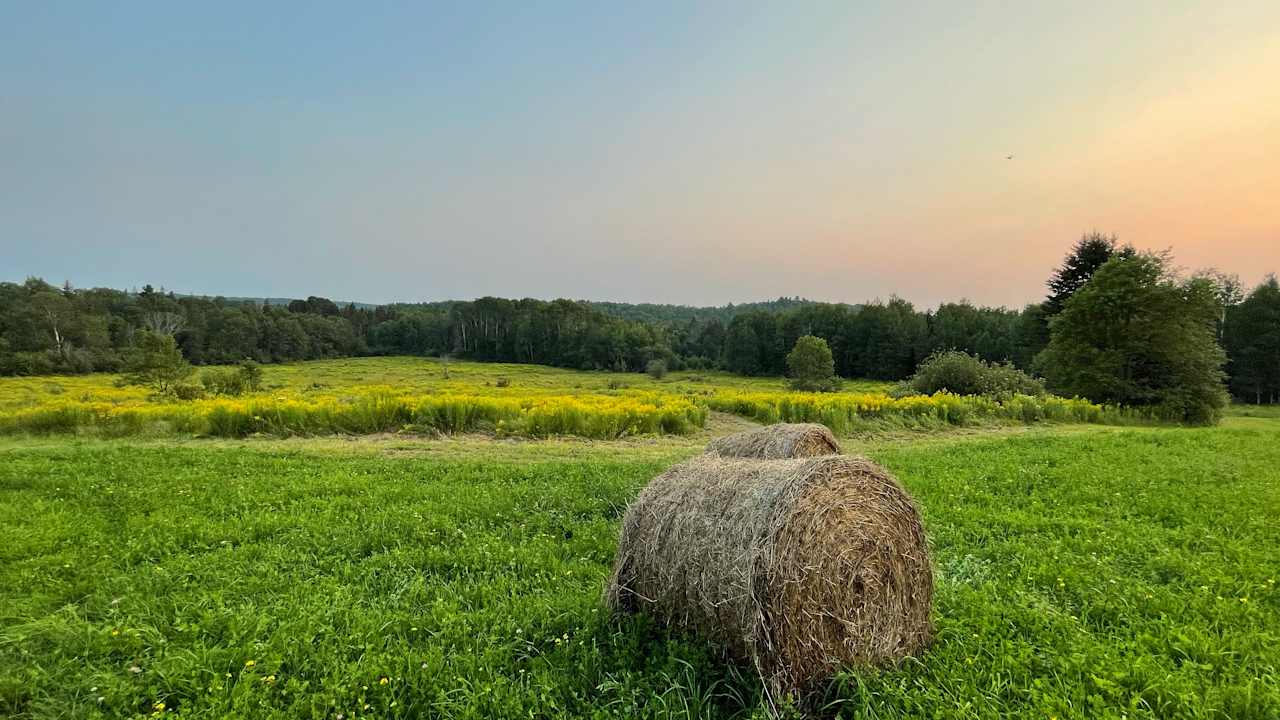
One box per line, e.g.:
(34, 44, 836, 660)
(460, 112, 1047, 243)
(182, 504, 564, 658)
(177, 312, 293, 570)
(723, 312, 774, 376)
(786, 335, 840, 392)
(1225, 275, 1280, 403)
(199, 361, 264, 396)
(199, 367, 244, 395)
(707, 389, 1127, 433)
(238, 359, 263, 392)
(645, 359, 668, 380)
(902, 350, 1045, 398)
(1036, 253, 1229, 424)
(120, 331, 193, 394)
(5, 263, 1274, 402)
(2, 422, 1278, 718)
(172, 383, 206, 401)
(588, 296, 825, 324)
(1044, 232, 1135, 315)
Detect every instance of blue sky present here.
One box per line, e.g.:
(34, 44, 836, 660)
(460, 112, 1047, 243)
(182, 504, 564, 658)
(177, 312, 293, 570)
(3, 2, 1278, 306)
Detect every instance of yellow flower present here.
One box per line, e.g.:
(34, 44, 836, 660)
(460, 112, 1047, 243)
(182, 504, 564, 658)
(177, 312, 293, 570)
(379, 676, 389, 685)
(244, 659, 256, 667)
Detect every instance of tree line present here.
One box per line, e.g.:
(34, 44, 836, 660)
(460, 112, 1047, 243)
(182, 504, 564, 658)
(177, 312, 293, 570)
(2, 234, 1277, 405)
(0, 283, 384, 375)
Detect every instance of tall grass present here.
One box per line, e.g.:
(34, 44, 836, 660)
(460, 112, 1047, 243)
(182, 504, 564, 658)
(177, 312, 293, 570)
(0, 391, 708, 439)
(707, 390, 1139, 433)
(0, 357, 1155, 441)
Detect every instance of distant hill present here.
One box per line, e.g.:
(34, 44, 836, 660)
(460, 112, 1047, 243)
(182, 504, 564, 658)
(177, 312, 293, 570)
(173, 294, 841, 321)
(587, 297, 857, 324)
(180, 294, 380, 310)
(383, 297, 849, 323)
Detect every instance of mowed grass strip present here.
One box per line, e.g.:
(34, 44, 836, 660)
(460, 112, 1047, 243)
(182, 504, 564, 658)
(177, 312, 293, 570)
(2, 423, 1278, 719)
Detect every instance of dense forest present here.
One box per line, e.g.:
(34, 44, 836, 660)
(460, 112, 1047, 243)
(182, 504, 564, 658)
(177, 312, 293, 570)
(2, 238, 1278, 403)
(0, 282, 1038, 378)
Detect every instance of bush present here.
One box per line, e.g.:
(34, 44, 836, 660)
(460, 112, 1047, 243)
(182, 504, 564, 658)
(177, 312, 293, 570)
(787, 336, 841, 392)
(200, 360, 264, 396)
(904, 351, 1045, 398)
(200, 367, 245, 396)
(238, 360, 263, 392)
(495, 377, 511, 388)
(646, 359, 668, 380)
(4, 351, 56, 376)
(173, 383, 206, 401)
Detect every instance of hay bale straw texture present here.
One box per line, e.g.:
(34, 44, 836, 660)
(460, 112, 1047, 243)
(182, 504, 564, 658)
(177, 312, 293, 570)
(605, 454, 932, 697)
(705, 423, 841, 459)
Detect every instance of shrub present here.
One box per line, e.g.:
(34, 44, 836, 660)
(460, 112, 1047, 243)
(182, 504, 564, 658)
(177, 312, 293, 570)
(646, 359, 668, 380)
(238, 360, 263, 392)
(5, 351, 57, 376)
(495, 377, 511, 388)
(200, 360, 264, 396)
(787, 336, 841, 392)
(904, 351, 1045, 398)
(173, 383, 206, 401)
(201, 367, 245, 396)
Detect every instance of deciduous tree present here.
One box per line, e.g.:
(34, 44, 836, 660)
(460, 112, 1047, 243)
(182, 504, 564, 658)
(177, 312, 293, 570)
(1035, 253, 1228, 423)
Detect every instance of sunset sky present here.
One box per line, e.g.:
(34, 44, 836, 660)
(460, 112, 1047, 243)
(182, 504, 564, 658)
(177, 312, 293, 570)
(3, 1, 1278, 308)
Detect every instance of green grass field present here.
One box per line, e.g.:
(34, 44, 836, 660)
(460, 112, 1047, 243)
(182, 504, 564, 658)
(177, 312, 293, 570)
(2, 363, 1278, 719)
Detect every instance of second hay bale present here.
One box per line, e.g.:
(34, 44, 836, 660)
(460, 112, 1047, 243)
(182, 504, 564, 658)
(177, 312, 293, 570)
(605, 454, 933, 697)
(705, 422, 840, 459)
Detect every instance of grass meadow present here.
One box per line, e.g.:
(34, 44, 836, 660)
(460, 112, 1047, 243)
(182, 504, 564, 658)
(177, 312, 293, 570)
(1, 359, 1277, 718)
(0, 357, 1126, 440)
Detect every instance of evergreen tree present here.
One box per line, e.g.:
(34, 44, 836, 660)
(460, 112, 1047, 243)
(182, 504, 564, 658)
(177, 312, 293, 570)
(724, 320, 761, 375)
(1044, 232, 1134, 315)
(1225, 276, 1280, 403)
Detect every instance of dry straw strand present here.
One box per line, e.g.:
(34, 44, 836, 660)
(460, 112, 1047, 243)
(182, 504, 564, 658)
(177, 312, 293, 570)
(605, 454, 933, 700)
(704, 422, 841, 459)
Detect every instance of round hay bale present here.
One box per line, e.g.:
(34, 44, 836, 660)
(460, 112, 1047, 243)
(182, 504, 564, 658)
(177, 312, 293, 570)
(705, 422, 840, 459)
(605, 454, 932, 698)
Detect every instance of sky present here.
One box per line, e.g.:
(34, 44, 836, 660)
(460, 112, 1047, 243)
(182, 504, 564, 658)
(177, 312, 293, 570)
(2, 1, 1278, 309)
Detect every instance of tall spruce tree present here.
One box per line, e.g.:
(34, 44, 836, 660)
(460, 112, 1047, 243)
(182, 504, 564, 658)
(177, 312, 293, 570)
(1044, 232, 1134, 315)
